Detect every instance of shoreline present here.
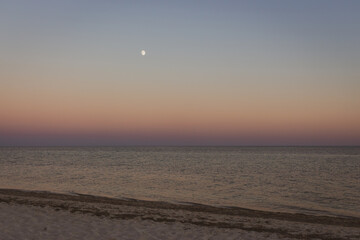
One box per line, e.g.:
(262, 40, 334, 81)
(1, 188, 360, 240)
(0, 188, 359, 227)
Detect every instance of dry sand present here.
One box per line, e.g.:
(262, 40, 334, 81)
(0, 189, 359, 240)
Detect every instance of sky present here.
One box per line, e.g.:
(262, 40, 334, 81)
(1, 0, 360, 146)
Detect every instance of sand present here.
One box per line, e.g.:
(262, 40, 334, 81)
(0, 189, 359, 240)
(0, 203, 283, 240)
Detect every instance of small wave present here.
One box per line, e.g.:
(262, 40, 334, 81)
(1, 188, 359, 229)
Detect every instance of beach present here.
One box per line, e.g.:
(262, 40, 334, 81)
(0, 189, 359, 240)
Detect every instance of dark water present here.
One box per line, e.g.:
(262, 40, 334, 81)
(0, 147, 359, 218)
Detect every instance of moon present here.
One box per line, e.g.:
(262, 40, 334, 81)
(141, 50, 146, 56)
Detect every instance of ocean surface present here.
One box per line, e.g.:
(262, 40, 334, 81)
(0, 147, 359, 218)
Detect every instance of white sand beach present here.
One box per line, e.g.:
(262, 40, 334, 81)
(0, 189, 359, 240)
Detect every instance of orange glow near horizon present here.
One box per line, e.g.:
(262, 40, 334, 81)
(1, 77, 359, 145)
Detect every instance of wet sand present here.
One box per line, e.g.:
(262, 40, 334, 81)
(0, 188, 359, 239)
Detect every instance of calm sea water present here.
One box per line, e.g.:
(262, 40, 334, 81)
(0, 147, 359, 218)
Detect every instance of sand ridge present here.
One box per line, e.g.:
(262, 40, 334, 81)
(0, 188, 359, 240)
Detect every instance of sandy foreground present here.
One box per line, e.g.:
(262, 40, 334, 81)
(0, 189, 359, 240)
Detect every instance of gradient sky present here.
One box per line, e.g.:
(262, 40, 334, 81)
(1, 0, 360, 146)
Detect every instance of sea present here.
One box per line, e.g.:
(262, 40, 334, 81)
(0, 146, 359, 218)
